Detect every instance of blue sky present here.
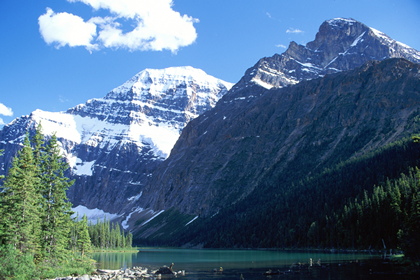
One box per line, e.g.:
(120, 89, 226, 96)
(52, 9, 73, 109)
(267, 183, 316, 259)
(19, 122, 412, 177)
(1, 0, 419, 126)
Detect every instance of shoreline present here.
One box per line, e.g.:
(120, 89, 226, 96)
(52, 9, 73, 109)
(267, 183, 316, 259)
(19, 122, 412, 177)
(50, 257, 419, 280)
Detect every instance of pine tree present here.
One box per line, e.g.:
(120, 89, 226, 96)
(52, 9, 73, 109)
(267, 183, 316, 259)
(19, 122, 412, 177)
(38, 134, 75, 260)
(0, 128, 95, 278)
(77, 215, 92, 257)
(0, 135, 42, 255)
(0, 149, 4, 180)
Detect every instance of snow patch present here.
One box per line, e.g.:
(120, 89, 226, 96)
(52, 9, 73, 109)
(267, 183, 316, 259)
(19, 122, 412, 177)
(72, 205, 120, 224)
(251, 77, 274, 89)
(31, 110, 81, 144)
(351, 31, 366, 47)
(369, 28, 420, 61)
(121, 207, 144, 230)
(73, 159, 95, 176)
(185, 216, 198, 226)
(141, 210, 165, 226)
(127, 192, 142, 201)
(326, 18, 357, 27)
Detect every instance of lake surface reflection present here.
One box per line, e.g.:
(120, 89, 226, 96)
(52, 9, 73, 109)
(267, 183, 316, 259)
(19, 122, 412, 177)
(92, 248, 403, 280)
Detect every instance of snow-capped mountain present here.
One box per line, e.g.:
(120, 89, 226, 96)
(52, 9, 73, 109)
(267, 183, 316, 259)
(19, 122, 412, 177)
(119, 18, 420, 240)
(0, 66, 232, 216)
(233, 18, 420, 92)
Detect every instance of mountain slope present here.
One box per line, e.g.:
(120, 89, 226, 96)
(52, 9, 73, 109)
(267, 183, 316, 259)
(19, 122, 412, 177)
(130, 57, 420, 240)
(119, 18, 420, 237)
(122, 18, 420, 234)
(0, 66, 232, 214)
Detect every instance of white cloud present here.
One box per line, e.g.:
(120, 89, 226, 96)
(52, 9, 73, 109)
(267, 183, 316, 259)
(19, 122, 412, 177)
(39, 0, 198, 53)
(286, 28, 304, 34)
(276, 44, 287, 49)
(0, 103, 13, 126)
(0, 103, 13, 117)
(38, 8, 98, 51)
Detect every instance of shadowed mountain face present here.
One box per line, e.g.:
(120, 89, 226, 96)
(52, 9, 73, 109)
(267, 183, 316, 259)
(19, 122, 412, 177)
(134, 58, 420, 221)
(124, 18, 420, 226)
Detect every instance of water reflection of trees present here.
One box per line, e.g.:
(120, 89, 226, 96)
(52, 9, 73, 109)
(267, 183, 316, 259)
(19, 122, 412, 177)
(93, 252, 136, 269)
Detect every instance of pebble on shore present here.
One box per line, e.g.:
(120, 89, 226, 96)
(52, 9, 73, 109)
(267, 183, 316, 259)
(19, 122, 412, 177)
(51, 265, 184, 280)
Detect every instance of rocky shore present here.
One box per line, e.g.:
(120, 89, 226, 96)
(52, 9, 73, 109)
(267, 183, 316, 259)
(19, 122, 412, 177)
(51, 265, 184, 280)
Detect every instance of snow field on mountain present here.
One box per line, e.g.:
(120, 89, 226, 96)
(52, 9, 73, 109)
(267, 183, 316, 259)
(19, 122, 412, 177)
(72, 205, 121, 224)
(111, 66, 232, 98)
(31, 108, 180, 163)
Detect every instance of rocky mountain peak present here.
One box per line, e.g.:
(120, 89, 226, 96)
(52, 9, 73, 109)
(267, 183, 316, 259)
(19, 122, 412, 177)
(233, 18, 420, 92)
(305, 18, 369, 65)
(107, 66, 232, 101)
(67, 66, 232, 128)
(0, 66, 232, 214)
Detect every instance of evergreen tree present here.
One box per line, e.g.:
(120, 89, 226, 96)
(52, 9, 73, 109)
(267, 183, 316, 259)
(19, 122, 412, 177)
(38, 134, 75, 260)
(0, 135, 42, 255)
(0, 149, 4, 180)
(399, 168, 420, 260)
(77, 215, 92, 257)
(0, 128, 95, 278)
(87, 218, 133, 249)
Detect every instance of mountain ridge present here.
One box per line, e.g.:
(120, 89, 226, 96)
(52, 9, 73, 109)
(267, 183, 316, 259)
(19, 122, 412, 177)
(133, 58, 420, 223)
(232, 18, 420, 93)
(0, 66, 233, 214)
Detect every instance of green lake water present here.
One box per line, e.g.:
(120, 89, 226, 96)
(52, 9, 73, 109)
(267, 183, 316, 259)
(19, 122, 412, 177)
(92, 248, 415, 280)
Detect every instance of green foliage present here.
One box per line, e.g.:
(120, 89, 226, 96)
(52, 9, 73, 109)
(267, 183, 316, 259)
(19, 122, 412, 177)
(0, 134, 42, 255)
(0, 126, 94, 279)
(36, 254, 95, 279)
(143, 136, 420, 258)
(323, 168, 420, 251)
(0, 149, 4, 180)
(38, 134, 75, 260)
(77, 215, 92, 256)
(397, 171, 420, 260)
(88, 218, 133, 250)
(0, 244, 38, 280)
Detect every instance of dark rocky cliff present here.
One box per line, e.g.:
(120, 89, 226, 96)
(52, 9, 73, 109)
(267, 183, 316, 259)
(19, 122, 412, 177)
(135, 58, 420, 220)
(123, 18, 420, 228)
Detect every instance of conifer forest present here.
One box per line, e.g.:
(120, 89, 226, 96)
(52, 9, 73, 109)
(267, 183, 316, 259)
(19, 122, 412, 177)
(0, 126, 132, 279)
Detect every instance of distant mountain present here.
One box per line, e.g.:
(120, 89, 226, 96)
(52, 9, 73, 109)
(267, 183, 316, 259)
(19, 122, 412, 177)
(0, 66, 232, 214)
(122, 18, 420, 241)
(233, 18, 420, 92)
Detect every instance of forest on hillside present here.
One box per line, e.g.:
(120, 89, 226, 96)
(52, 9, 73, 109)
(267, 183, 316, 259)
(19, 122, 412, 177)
(138, 136, 420, 261)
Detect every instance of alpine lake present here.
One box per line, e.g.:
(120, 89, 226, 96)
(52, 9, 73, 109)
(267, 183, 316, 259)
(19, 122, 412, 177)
(92, 248, 416, 280)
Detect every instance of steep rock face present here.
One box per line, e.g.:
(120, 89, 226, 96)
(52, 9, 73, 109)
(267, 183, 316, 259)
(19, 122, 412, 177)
(122, 18, 420, 234)
(0, 66, 232, 214)
(123, 18, 420, 228)
(135, 58, 420, 221)
(233, 18, 420, 92)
